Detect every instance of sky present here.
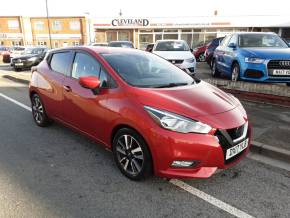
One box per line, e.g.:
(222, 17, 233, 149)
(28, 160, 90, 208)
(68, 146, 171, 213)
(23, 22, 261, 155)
(0, 0, 290, 18)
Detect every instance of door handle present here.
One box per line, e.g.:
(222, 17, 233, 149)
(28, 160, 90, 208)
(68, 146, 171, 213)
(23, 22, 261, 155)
(63, 85, 72, 92)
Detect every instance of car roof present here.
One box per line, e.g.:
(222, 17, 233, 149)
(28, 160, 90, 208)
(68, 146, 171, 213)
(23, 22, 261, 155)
(109, 41, 133, 43)
(49, 46, 143, 55)
(155, 40, 186, 43)
(234, 32, 277, 35)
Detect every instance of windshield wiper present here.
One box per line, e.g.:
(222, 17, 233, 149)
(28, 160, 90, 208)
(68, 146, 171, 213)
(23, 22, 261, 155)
(152, 82, 190, 88)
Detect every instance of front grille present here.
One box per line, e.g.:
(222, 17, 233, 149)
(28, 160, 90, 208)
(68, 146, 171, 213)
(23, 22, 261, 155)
(267, 60, 290, 69)
(168, 59, 183, 64)
(244, 69, 264, 78)
(215, 123, 249, 164)
(226, 125, 245, 140)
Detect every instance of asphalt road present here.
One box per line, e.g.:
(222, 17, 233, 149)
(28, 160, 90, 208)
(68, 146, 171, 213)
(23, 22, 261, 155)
(0, 77, 289, 218)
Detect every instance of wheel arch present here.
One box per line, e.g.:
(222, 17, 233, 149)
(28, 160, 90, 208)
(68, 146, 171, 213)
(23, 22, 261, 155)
(110, 123, 155, 172)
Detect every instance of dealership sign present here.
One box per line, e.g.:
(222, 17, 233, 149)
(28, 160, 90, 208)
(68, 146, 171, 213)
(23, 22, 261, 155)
(111, 19, 149, 27)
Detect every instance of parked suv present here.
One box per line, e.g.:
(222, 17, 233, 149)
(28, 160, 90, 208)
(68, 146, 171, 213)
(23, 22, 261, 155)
(152, 40, 196, 75)
(212, 32, 290, 86)
(205, 37, 224, 68)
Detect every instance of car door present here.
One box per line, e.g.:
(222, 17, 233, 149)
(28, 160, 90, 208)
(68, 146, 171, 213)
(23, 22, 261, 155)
(39, 51, 74, 119)
(223, 34, 238, 74)
(215, 35, 232, 73)
(62, 51, 117, 139)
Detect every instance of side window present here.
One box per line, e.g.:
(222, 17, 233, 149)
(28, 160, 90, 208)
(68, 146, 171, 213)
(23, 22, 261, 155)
(99, 67, 117, 88)
(72, 52, 101, 79)
(228, 35, 237, 46)
(221, 35, 232, 47)
(50, 52, 72, 75)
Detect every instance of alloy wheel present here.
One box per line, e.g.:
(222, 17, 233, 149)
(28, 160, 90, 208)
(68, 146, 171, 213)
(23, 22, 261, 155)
(115, 134, 144, 176)
(231, 65, 239, 82)
(32, 95, 44, 124)
(198, 54, 205, 62)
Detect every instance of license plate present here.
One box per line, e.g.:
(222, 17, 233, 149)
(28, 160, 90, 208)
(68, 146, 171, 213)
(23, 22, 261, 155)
(273, 69, 290, 75)
(226, 138, 249, 160)
(15, 63, 23, 66)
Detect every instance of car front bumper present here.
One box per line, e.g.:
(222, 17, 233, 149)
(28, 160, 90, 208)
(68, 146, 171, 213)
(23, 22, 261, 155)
(175, 61, 196, 75)
(144, 108, 252, 179)
(240, 61, 290, 83)
(11, 60, 39, 68)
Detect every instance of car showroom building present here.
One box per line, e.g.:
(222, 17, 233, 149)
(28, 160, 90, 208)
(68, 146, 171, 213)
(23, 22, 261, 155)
(93, 15, 290, 49)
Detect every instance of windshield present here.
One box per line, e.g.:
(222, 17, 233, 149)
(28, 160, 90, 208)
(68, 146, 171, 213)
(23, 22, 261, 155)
(155, 41, 190, 51)
(238, 34, 288, 48)
(101, 51, 194, 88)
(109, 42, 134, 48)
(25, 48, 44, 54)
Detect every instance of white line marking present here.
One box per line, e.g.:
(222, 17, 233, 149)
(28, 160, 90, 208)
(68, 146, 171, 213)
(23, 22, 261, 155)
(0, 92, 255, 217)
(170, 179, 254, 218)
(0, 93, 31, 112)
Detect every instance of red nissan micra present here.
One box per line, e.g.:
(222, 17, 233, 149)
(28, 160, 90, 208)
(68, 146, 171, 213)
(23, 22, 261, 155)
(29, 46, 251, 180)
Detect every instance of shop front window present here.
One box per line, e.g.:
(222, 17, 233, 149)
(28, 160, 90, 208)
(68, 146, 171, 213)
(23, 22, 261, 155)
(118, 31, 130, 41)
(155, 34, 162, 41)
(204, 33, 217, 43)
(163, 34, 178, 40)
(106, 31, 117, 42)
(139, 34, 153, 50)
(181, 34, 193, 48)
(192, 33, 205, 48)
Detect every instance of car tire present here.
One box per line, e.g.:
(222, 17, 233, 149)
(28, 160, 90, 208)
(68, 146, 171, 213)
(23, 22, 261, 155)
(14, 67, 21, 72)
(31, 93, 51, 127)
(112, 128, 152, 181)
(198, 53, 205, 62)
(231, 63, 240, 82)
(287, 83, 290, 87)
(211, 59, 220, 77)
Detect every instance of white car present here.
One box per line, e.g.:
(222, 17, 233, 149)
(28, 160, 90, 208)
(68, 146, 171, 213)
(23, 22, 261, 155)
(152, 40, 196, 75)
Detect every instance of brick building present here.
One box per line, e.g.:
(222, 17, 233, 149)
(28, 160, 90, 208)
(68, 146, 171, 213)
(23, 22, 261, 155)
(0, 16, 87, 48)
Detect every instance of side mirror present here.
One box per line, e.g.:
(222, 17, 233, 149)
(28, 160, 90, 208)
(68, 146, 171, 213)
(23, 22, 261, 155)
(228, 43, 237, 49)
(190, 48, 193, 52)
(79, 76, 101, 94)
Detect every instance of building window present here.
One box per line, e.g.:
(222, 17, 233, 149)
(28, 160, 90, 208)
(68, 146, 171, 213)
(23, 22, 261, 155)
(69, 21, 80, 30)
(37, 41, 47, 46)
(12, 41, 21, 46)
(8, 20, 19, 30)
(52, 20, 62, 31)
(72, 41, 80, 46)
(34, 21, 45, 30)
(54, 41, 59, 48)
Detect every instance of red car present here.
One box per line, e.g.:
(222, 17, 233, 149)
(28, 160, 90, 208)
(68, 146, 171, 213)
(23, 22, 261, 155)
(29, 46, 251, 180)
(193, 44, 208, 62)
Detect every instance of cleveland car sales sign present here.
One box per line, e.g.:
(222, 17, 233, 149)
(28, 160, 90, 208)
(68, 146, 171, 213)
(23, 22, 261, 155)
(111, 18, 149, 26)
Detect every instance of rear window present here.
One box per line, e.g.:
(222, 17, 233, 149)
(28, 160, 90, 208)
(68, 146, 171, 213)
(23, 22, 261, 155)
(50, 52, 72, 75)
(155, 41, 189, 51)
(109, 42, 134, 48)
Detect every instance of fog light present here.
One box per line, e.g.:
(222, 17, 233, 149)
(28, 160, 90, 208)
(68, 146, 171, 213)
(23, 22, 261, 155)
(171, 160, 200, 168)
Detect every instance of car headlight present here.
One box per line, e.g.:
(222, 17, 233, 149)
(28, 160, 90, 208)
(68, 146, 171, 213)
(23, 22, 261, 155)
(185, 57, 195, 63)
(244, 57, 265, 64)
(28, 57, 38, 62)
(144, 106, 212, 134)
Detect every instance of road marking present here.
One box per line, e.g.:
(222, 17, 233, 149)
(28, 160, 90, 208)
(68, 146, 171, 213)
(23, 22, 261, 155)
(170, 179, 254, 218)
(0, 93, 255, 217)
(0, 93, 31, 112)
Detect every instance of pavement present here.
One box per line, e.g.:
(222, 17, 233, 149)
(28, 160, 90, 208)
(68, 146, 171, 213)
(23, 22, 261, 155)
(0, 76, 289, 217)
